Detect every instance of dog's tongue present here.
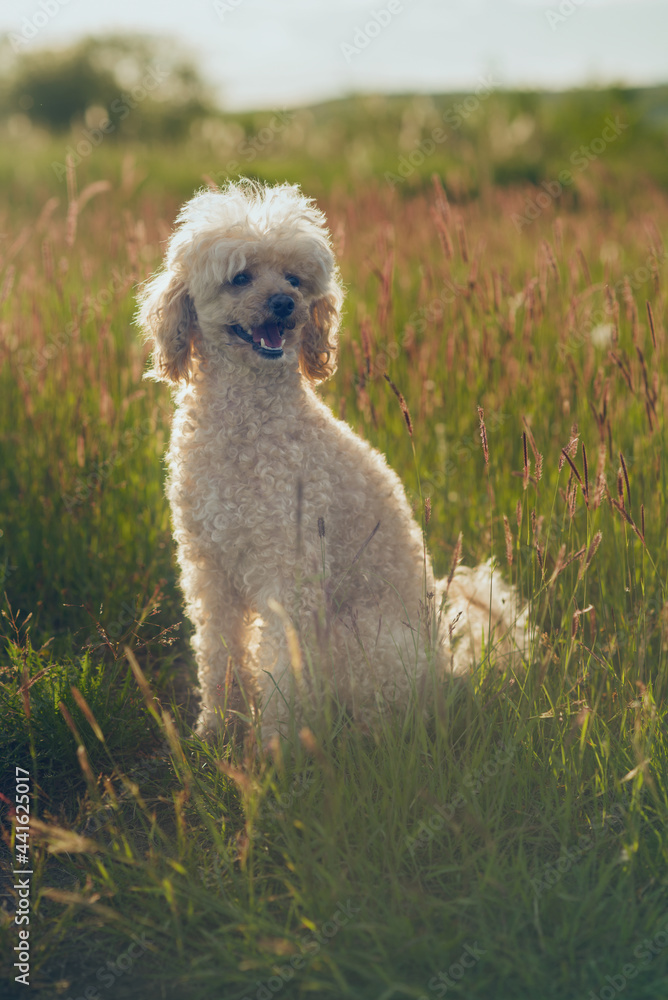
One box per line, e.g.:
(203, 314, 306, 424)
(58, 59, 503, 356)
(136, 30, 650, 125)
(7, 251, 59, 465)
(251, 321, 283, 348)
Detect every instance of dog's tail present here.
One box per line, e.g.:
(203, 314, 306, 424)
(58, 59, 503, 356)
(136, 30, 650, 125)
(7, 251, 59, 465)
(435, 560, 532, 676)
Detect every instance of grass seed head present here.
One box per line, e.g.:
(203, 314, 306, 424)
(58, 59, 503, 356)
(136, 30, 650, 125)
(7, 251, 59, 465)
(646, 301, 657, 349)
(582, 443, 589, 501)
(619, 451, 631, 507)
(503, 515, 513, 567)
(593, 445, 607, 507)
(522, 432, 529, 490)
(477, 406, 489, 466)
(579, 531, 603, 580)
(446, 532, 463, 595)
(360, 317, 373, 376)
(558, 423, 579, 471)
(550, 543, 567, 585)
(568, 480, 578, 519)
(384, 374, 413, 436)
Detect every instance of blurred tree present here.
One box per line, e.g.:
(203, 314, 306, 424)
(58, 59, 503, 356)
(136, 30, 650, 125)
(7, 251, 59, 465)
(9, 47, 117, 130)
(3, 34, 215, 138)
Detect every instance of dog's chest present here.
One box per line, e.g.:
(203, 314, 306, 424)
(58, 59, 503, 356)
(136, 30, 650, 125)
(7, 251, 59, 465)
(182, 403, 332, 542)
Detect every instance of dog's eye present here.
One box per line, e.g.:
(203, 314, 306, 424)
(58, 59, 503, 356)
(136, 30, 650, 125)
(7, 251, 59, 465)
(232, 272, 252, 286)
(285, 274, 300, 288)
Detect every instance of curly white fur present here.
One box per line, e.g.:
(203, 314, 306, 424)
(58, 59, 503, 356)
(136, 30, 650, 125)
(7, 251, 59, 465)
(137, 179, 530, 742)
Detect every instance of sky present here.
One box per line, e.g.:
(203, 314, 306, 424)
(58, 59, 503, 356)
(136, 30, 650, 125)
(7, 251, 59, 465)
(1, 0, 667, 111)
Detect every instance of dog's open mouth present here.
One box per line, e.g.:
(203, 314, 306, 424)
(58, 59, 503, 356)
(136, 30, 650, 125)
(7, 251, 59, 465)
(229, 320, 294, 359)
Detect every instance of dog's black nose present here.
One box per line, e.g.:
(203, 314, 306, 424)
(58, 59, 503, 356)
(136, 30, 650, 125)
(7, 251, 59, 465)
(267, 294, 295, 319)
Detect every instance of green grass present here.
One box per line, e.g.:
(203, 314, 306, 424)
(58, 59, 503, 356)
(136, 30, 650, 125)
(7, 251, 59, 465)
(1, 99, 668, 998)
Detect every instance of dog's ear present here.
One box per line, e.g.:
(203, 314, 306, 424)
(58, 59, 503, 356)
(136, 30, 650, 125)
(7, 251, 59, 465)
(137, 269, 200, 383)
(299, 290, 342, 384)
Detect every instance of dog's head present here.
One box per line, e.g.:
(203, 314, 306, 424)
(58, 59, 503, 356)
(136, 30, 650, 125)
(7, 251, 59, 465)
(137, 180, 343, 384)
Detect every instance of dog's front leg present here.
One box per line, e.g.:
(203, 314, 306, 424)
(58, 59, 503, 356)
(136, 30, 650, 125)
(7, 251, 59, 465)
(184, 563, 256, 739)
(251, 573, 326, 744)
(251, 612, 301, 743)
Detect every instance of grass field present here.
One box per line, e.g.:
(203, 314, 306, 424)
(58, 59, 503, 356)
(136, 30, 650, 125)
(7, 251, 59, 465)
(1, 91, 668, 999)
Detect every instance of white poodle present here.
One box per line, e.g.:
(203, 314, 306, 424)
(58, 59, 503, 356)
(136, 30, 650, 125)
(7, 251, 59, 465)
(137, 179, 530, 742)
